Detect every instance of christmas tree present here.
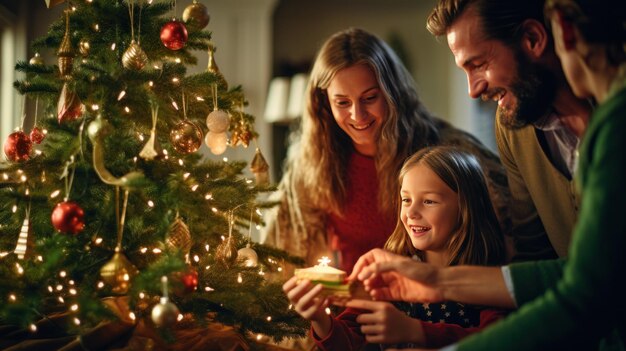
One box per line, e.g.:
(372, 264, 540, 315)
(0, 0, 306, 349)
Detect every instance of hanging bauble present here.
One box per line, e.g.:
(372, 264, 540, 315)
(166, 216, 192, 258)
(206, 109, 229, 133)
(30, 127, 45, 144)
(57, 10, 75, 78)
(151, 298, 180, 327)
(170, 120, 203, 154)
(207, 46, 228, 90)
(160, 20, 188, 51)
(205, 131, 228, 155)
(239, 130, 252, 148)
(237, 243, 258, 267)
(14, 215, 33, 260)
(29, 52, 45, 66)
(122, 40, 148, 70)
(182, 0, 210, 31)
(57, 83, 84, 123)
(79, 40, 90, 56)
(215, 235, 238, 267)
(177, 267, 198, 294)
(4, 131, 32, 162)
(250, 148, 270, 186)
(100, 251, 139, 295)
(51, 201, 85, 235)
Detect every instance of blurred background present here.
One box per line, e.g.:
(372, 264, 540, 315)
(0, 0, 497, 182)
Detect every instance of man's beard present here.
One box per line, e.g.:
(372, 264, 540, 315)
(496, 52, 557, 129)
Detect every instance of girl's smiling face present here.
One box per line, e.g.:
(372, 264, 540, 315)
(400, 163, 460, 256)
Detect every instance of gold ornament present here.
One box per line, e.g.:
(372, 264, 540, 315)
(29, 53, 45, 66)
(57, 83, 84, 123)
(151, 276, 180, 327)
(79, 40, 90, 56)
(57, 10, 75, 78)
(88, 115, 144, 186)
(182, 0, 210, 31)
(14, 213, 34, 260)
(170, 120, 203, 154)
(207, 45, 228, 90)
(205, 131, 228, 155)
(215, 236, 238, 267)
(240, 130, 252, 148)
(166, 216, 192, 259)
(45, 0, 66, 8)
(205, 109, 230, 133)
(122, 40, 148, 70)
(139, 105, 163, 161)
(237, 244, 258, 267)
(100, 251, 139, 295)
(250, 148, 270, 186)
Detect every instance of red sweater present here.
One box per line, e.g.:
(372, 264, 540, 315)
(327, 152, 396, 272)
(312, 305, 507, 350)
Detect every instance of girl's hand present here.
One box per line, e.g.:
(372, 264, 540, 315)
(283, 276, 329, 322)
(345, 299, 425, 345)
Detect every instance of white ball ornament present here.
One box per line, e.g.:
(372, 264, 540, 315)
(237, 244, 259, 267)
(205, 131, 228, 155)
(206, 110, 230, 133)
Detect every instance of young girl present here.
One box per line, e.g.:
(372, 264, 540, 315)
(283, 146, 508, 350)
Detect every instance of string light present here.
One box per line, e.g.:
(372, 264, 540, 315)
(94, 237, 103, 245)
(37, 255, 43, 262)
(205, 193, 212, 200)
(94, 24, 100, 31)
(237, 273, 242, 283)
(246, 179, 253, 184)
(139, 292, 145, 299)
(152, 248, 162, 254)
(70, 304, 79, 311)
(191, 184, 199, 191)
(266, 316, 272, 322)
(19, 175, 27, 182)
(205, 244, 210, 251)
(60, 271, 67, 278)
(29, 324, 37, 332)
(124, 106, 131, 113)
(138, 134, 145, 141)
(204, 286, 214, 292)
(177, 314, 184, 322)
(9, 294, 16, 302)
(193, 255, 199, 262)
(277, 267, 283, 272)
(110, 43, 116, 50)
(58, 296, 65, 303)
(183, 172, 191, 179)
(256, 334, 263, 341)
(222, 157, 228, 162)
(11, 205, 17, 213)
(97, 282, 105, 289)
(174, 58, 181, 63)
(50, 189, 61, 198)
(196, 96, 205, 101)
(2, 173, 7, 180)
(69, 288, 77, 295)
(211, 207, 218, 213)
(172, 77, 180, 83)
(129, 312, 136, 321)
(148, 81, 154, 87)
(91, 104, 100, 111)
(147, 200, 155, 207)
(48, 286, 54, 293)
(15, 263, 23, 274)
(56, 284, 63, 291)
(69, 280, 75, 285)
(117, 91, 126, 101)
(73, 317, 81, 325)
(140, 247, 148, 253)
(325, 307, 331, 315)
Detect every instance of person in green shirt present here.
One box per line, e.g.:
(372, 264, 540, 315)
(349, 0, 626, 350)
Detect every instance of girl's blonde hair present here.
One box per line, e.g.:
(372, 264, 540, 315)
(293, 28, 439, 216)
(384, 146, 505, 266)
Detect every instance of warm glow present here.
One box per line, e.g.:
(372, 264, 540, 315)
(317, 256, 332, 267)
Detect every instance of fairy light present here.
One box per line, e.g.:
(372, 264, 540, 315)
(11, 205, 17, 213)
(191, 184, 199, 191)
(153, 64, 160, 70)
(60, 271, 67, 278)
(178, 159, 184, 166)
(50, 189, 61, 198)
(256, 334, 263, 341)
(0, 252, 9, 258)
(193, 255, 199, 262)
(140, 247, 148, 253)
(222, 157, 228, 162)
(148, 81, 154, 87)
(204, 286, 214, 292)
(9, 294, 16, 302)
(325, 307, 331, 315)
(91, 104, 100, 111)
(205, 244, 210, 252)
(15, 263, 23, 274)
(256, 209, 263, 216)
(177, 314, 184, 322)
(86, 0, 93, 3)
(246, 179, 253, 184)
(25, 188, 30, 195)
(183, 172, 191, 179)
(147, 200, 155, 207)
(152, 248, 162, 254)
(48, 286, 54, 293)
(110, 43, 116, 50)
(278, 267, 283, 272)
(205, 193, 212, 200)
(138, 134, 145, 141)
(258, 270, 265, 276)
(29, 324, 37, 332)
(133, 157, 138, 163)
(70, 304, 78, 311)
(95, 237, 103, 245)
(172, 77, 180, 84)
(211, 207, 218, 213)
(73, 317, 81, 326)
(220, 235, 225, 241)
(97, 282, 105, 289)
(205, 265, 211, 270)
(58, 296, 65, 303)
(94, 24, 100, 31)
(196, 96, 205, 101)
(2, 173, 7, 180)
(129, 312, 136, 321)
(123, 273, 130, 281)
(37, 255, 43, 262)
(288, 304, 293, 310)
(56, 284, 63, 291)
(255, 224, 262, 230)
(174, 58, 182, 64)
(71, 6, 76, 11)
(20, 175, 27, 182)
(35, 150, 42, 156)
(124, 106, 131, 113)
(117, 91, 126, 101)
(69, 280, 75, 285)
(69, 288, 77, 295)
(266, 316, 272, 322)
(163, 149, 169, 156)
(237, 273, 242, 283)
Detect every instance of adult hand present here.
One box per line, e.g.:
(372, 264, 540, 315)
(350, 249, 444, 303)
(345, 299, 425, 345)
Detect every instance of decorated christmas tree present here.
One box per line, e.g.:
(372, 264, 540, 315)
(0, 0, 306, 349)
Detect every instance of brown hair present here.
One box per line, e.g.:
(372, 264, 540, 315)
(384, 146, 505, 266)
(427, 0, 548, 49)
(545, 0, 626, 65)
(294, 28, 439, 216)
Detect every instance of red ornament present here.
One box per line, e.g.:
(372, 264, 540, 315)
(160, 20, 188, 50)
(177, 268, 198, 294)
(30, 127, 45, 144)
(51, 201, 85, 235)
(4, 131, 32, 162)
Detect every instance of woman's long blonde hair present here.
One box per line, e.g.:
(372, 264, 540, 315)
(384, 146, 505, 266)
(293, 28, 439, 216)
